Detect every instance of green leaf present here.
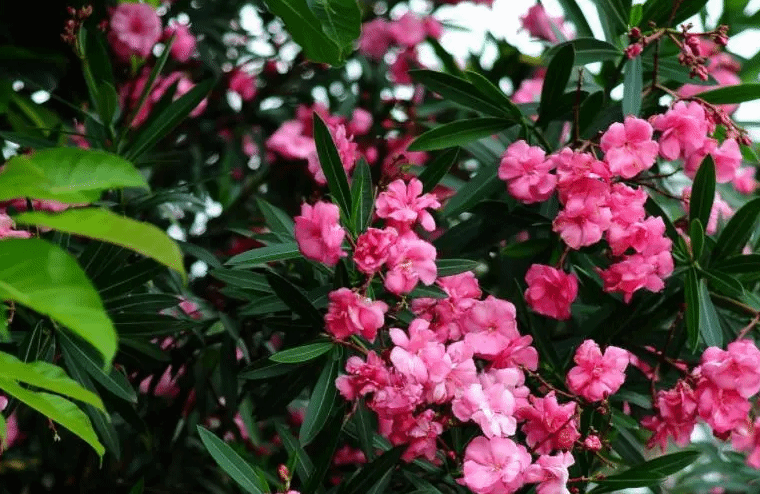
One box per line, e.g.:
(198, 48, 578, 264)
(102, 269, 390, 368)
(689, 156, 716, 228)
(698, 279, 723, 348)
(689, 219, 704, 261)
(591, 0, 630, 40)
(307, 0, 360, 60)
(0, 239, 116, 365)
(0, 377, 104, 456)
(225, 242, 301, 267)
(197, 426, 268, 494)
(0, 412, 6, 448)
(270, 342, 334, 364)
(57, 330, 137, 403)
(418, 148, 460, 194)
(685, 267, 700, 349)
(538, 44, 575, 124)
(350, 158, 374, 235)
(555, 0, 595, 38)
(300, 347, 341, 445)
(590, 451, 701, 493)
(436, 259, 479, 277)
(630, 3, 643, 24)
(700, 268, 745, 298)
(410, 70, 513, 118)
(0, 148, 147, 203)
(338, 446, 404, 494)
(692, 83, 760, 105)
(464, 71, 523, 120)
(623, 55, 643, 116)
(263, 0, 342, 65)
(266, 271, 323, 325)
(256, 198, 295, 242)
(643, 58, 717, 86)
(544, 39, 622, 65)
(640, 0, 710, 28)
(408, 118, 514, 152)
(125, 78, 215, 161)
(712, 197, 760, 261)
(713, 254, 760, 275)
(275, 423, 314, 482)
(0, 351, 104, 410)
(302, 408, 345, 494)
(14, 208, 186, 281)
(313, 114, 352, 219)
(353, 400, 376, 460)
(443, 164, 503, 217)
(210, 269, 270, 293)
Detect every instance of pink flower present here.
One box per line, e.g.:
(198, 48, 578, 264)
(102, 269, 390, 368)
(598, 251, 673, 303)
(108, 3, 162, 61)
(266, 121, 315, 160)
(164, 22, 196, 62)
(359, 19, 392, 59)
(524, 265, 578, 320)
(606, 216, 670, 257)
(681, 188, 733, 235)
(600, 116, 659, 178)
(498, 140, 556, 204)
(684, 138, 742, 183)
(307, 123, 358, 185)
(336, 352, 391, 401)
(333, 445, 367, 466)
(641, 380, 697, 451)
(566, 340, 628, 402)
(389, 319, 450, 386)
(452, 377, 517, 438)
(520, 4, 569, 43)
(732, 418, 760, 469)
(294, 201, 346, 266)
(0, 213, 30, 240)
(376, 178, 441, 232)
(384, 235, 437, 294)
(701, 339, 760, 399)
(695, 376, 750, 433)
(607, 183, 647, 229)
(733, 166, 759, 194)
(325, 288, 388, 342)
(553, 179, 612, 249)
(353, 227, 398, 274)
(462, 296, 520, 358)
(525, 452, 575, 494)
(379, 409, 443, 463)
(389, 13, 429, 47)
(584, 435, 602, 451)
(228, 68, 257, 101)
(461, 436, 531, 494)
(652, 101, 711, 161)
(347, 108, 373, 136)
(517, 392, 580, 454)
(552, 147, 611, 190)
(389, 48, 418, 85)
(512, 73, 544, 104)
(139, 365, 185, 399)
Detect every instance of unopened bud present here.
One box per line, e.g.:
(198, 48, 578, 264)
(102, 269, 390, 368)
(278, 464, 290, 482)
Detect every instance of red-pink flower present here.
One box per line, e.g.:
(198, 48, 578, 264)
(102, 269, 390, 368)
(651, 101, 711, 161)
(389, 319, 450, 386)
(732, 418, 760, 469)
(376, 178, 441, 232)
(524, 265, 578, 320)
(512, 73, 544, 104)
(552, 179, 612, 249)
(307, 123, 358, 185)
(733, 167, 759, 194)
(108, 3, 162, 61)
(164, 22, 196, 62)
(358, 19, 392, 60)
(461, 436, 531, 494)
(598, 251, 673, 303)
(524, 452, 575, 494)
(336, 352, 391, 401)
(701, 339, 760, 399)
(520, 4, 569, 43)
(294, 201, 346, 266)
(517, 392, 580, 454)
(0, 213, 31, 240)
(498, 140, 556, 204)
(325, 288, 388, 342)
(384, 235, 437, 294)
(641, 380, 698, 451)
(266, 121, 315, 160)
(685, 138, 742, 183)
(228, 68, 257, 101)
(353, 227, 398, 274)
(566, 340, 629, 402)
(695, 376, 750, 433)
(462, 296, 519, 358)
(389, 13, 430, 47)
(600, 116, 659, 178)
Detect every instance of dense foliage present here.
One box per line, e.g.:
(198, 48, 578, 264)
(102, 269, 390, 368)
(3, 0, 760, 493)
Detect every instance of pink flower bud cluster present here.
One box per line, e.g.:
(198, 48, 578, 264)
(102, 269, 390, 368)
(519, 4, 572, 43)
(642, 339, 760, 469)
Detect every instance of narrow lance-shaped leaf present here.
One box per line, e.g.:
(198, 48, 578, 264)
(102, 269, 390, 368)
(408, 117, 514, 152)
(685, 268, 700, 350)
(266, 271, 324, 326)
(691, 83, 760, 105)
(0, 239, 117, 365)
(226, 242, 301, 267)
(712, 197, 760, 261)
(350, 158, 374, 235)
(338, 446, 404, 494)
(307, 0, 361, 59)
(15, 208, 186, 282)
(623, 55, 643, 117)
(313, 114, 352, 219)
(689, 156, 716, 228)
(263, 0, 342, 65)
(538, 44, 575, 124)
(270, 342, 334, 363)
(418, 148, 460, 194)
(196, 426, 268, 494)
(410, 70, 510, 117)
(300, 347, 341, 445)
(698, 280, 723, 348)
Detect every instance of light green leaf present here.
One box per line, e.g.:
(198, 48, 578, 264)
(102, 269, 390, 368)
(15, 208, 186, 281)
(0, 239, 116, 365)
(270, 342, 334, 363)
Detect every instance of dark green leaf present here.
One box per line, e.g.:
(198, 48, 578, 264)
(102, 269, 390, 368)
(302, 408, 344, 494)
(210, 269, 270, 293)
(623, 55, 643, 116)
(353, 400, 376, 460)
(299, 347, 341, 445)
(338, 446, 404, 494)
(313, 113, 352, 219)
(685, 267, 700, 349)
(418, 148, 460, 194)
(270, 342, 334, 364)
(700, 268, 745, 298)
(692, 83, 760, 105)
(226, 242, 301, 267)
(350, 158, 374, 235)
(544, 39, 622, 65)
(263, 0, 342, 65)
(197, 426, 268, 494)
(689, 156, 715, 228)
(240, 360, 302, 380)
(591, 451, 701, 494)
(443, 164, 503, 217)
(256, 197, 295, 241)
(689, 218, 704, 261)
(275, 423, 314, 482)
(464, 71, 523, 120)
(555, 0, 595, 38)
(435, 258, 479, 277)
(641, 0, 710, 28)
(712, 197, 760, 260)
(538, 44, 575, 124)
(698, 279, 723, 347)
(266, 271, 324, 325)
(713, 254, 760, 274)
(307, 0, 360, 60)
(410, 70, 511, 117)
(408, 118, 514, 152)
(591, 0, 630, 40)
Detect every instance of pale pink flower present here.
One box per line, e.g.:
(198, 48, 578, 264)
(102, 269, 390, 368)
(517, 392, 580, 454)
(139, 365, 185, 399)
(525, 452, 575, 494)
(512, 72, 544, 104)
(684, 138, 742, 183)
(462, 296, 520, 358)
(701, 339, 760, 399)
(389, 13, 429, 47)
(606, 216, 670, 257)
(498, 140, 556, 204)
(607, 183, 647, 229)
(452, 378, 517, 438)
(353, 227, 398, 274)
(733, 167, 759, 194)
(108, 3, 162, 60)
(307, 123, 358, 185)
(384, 235, 437, 294)
(553, 179, 612, 249)
(524, 265, 578, 320)
(266, 121, 315, 160)
(732, 418, 760, 469)
(164, 22, 196, 62)
(359, 19, 392, 60)
(552, 147, 611, 189)
(652, 101, 711, 160)
(228, 68, 257, 101)
(389, 319, 450, 386)
(325, 288, 388, 342)
(461, 436, 532, 494)
(376, 178, 441, 232)
(600, 116, 659, 178)
(0, 213, 30, 240)
(294, 201, 346, 266)
(566, 340, 628, 402)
